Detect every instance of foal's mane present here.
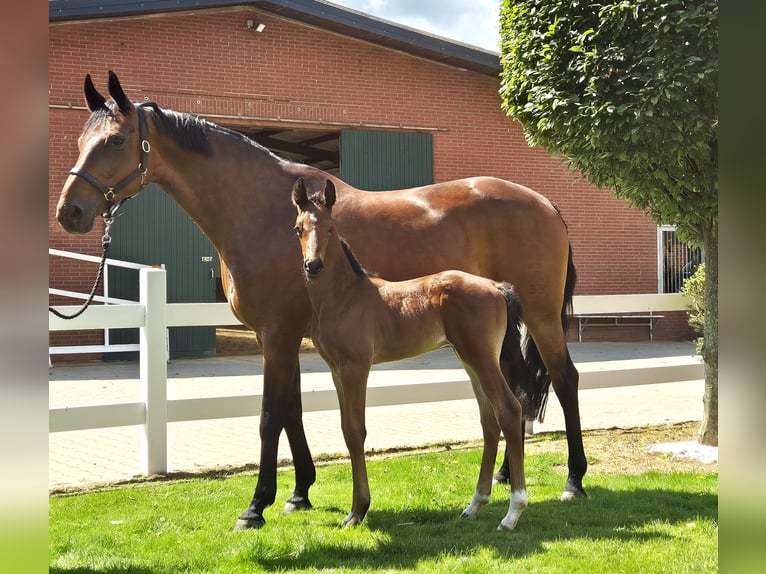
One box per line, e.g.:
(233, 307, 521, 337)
(339, 238, 374, 278)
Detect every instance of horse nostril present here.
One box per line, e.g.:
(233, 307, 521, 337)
(69, 203, 83, 222)
(304, 259, 323, 277)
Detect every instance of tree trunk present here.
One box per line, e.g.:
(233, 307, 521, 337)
(698, 218, 718, 446)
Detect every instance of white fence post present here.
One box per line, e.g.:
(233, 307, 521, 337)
(139, 268, 168, 475)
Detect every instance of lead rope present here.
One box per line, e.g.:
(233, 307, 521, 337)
(49, 215, 114, 320)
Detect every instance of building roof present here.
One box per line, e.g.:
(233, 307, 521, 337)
(49, 0, 501, 76)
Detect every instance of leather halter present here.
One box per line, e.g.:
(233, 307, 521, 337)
(68, 102, 151, 219)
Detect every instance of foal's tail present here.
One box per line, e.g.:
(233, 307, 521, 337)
(519, 242, 577, 422)
(497, 283, 540, 421)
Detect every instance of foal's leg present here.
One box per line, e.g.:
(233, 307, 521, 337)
(465, 362, 528, 531)
(460, 370, 501, 521)
(494, 336, 532, 485)
(333, 364, 371, 527)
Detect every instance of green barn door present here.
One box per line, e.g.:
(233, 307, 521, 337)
(107, 184, 217, 359)
(340, 130, 433, 190)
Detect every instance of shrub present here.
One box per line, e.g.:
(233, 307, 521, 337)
(681, 263, 705, 353)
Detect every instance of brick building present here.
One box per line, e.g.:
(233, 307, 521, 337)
(48, 0, 695, 357)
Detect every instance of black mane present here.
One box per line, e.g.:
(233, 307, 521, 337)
(339, 238, 374, 278)
(90, 100, 287, 161)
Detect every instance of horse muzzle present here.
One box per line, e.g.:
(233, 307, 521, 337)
(56, 198, 96, 235)
(303, 258, 324, 279)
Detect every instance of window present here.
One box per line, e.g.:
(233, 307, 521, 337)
(657, 225, 704, 293)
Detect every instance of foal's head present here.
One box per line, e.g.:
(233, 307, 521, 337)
(292, 178, 337, 279)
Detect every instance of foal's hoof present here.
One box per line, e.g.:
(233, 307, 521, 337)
(497, 520, 518, 532)
(561, 478, 587, 501)
(284, 495, 313, 514)
(233, 510, 266, 531)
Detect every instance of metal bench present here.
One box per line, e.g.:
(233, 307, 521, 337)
(576, 312, 664, 342)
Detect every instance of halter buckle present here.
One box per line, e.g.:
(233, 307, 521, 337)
(104, 188, 116, 202)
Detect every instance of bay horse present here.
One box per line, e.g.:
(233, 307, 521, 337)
(54, 71, 585, 530)
(292, 177, 530, 530)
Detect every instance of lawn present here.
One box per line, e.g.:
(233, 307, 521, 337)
(50, 443, 717, 573)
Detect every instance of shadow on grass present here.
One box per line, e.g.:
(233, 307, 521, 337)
(246, 486, 717, 571)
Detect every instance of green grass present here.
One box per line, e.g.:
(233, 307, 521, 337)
(50, 447, 717, 573)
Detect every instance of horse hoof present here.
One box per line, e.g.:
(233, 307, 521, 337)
(233, 515, 265, 530)
(561, 479, 587, 501)
(284, 496, 313, 514)
(342, 512, 363, 528)
(497, 520, 517, 532)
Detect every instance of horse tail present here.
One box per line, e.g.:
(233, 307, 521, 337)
(520, 241, 577, 422)
(497, 283, 539, 422)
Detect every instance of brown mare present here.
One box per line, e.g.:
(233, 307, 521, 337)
(292, 177, 530, 530)
(54, 71, 585, 530)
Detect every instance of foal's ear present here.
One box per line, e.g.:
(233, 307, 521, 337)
(323, 180, 336, 209)
(108, 70, 133, 114)
(84, 74, 107, 112)
(292, 178, 310, 210)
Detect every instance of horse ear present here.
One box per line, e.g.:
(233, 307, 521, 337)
(84, 74, 107, 112)
(107, 70, 132, 113)
(292, 178, 309, 210)
(323, 180, 336, 209)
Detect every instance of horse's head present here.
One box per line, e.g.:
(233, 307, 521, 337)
(291, 177, 337, 279)
(56, 71, 150, 234)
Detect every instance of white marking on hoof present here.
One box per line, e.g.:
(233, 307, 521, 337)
(283, 501, 298, 514)
(498, 489, 527, 531)
(461, 491, 490, 520)
(561, 490, 578, 502)
(343, 512, 363, 528)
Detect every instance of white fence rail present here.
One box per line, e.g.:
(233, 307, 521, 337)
(48, 248, 155, 356)
(49, 268, 702, 476)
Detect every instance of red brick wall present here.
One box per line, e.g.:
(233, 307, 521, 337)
(49, 8, 695, 346)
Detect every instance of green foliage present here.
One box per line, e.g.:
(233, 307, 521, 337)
(499, 0, 717, 245)
(681, 262, 705, 352)
(49, 446, 717, 573)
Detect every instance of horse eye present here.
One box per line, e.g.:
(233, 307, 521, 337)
(293, 226, 302, 237)
(110, 135, 126, 148)
(328, 224, 334, 235)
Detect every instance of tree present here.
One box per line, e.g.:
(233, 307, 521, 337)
(499, 0, 717, 444)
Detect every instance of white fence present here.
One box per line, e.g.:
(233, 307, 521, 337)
(48, 248, 155, 356)
(49, 268, 703, 476)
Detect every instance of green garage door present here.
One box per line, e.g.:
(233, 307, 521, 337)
(106, 184, 217, 359)
(340, 130, 433, 191)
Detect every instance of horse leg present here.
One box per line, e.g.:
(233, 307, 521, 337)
(460, 370, 500, 521)
(463, 362, 528, 530)
(526, 318, 587, 500)
(283, 363, 317, 513)
(492, 421, 526, 485)
(333, 365, 371, 527)
(234, 334, 312, 529)
(494, 321, 532, 485)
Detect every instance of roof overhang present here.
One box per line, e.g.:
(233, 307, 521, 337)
(49, 0, 501, 76)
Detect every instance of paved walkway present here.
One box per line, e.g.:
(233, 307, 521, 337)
(49, 342, 703, 491)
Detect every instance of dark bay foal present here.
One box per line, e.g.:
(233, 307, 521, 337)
(292, 178, 530, 531)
